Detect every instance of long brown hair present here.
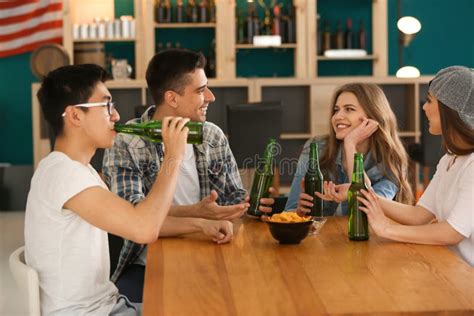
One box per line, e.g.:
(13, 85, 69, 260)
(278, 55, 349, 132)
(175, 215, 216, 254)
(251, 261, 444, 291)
(319, 83, 414, 204)
(438, 101, 474, 155)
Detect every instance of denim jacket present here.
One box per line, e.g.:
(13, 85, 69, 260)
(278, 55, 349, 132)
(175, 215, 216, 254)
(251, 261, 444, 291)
(285, 138, 398, 216)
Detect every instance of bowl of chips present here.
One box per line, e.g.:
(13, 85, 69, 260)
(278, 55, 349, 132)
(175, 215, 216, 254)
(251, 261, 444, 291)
(263, 212, 313, 244)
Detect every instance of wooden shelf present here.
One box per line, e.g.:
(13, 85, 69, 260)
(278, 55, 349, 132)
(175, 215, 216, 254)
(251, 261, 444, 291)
(317, 55, 377, 61)
(155, 23, 216, 28)
(105, 79, 146, 89)
(73, 38, 136, 43)
(280, 133, 311, 140)
(236, 43, 297, 49)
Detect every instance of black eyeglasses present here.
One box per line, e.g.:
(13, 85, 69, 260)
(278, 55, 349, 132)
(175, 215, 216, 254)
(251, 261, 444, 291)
(62, 100, 116, 117)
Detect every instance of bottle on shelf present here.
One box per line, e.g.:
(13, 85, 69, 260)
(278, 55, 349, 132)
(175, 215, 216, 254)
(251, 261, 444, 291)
(209, 0, 216, 23)
(105, 53, 113, 77)
(199, 0, 208, 23)
(272, 5, 281, 36)
(263, 8, 272, 35)
(114, 120, 204, 144)
(176, 0, 185, 23)
(188, 0, 199, 23)
(358, 19, 366, 50)
(155, 0, 164, 23)
(246, 2, 255, 44)
(163, 0, 171, 23)
(247, 139, 277, 218)
(335, 20, 344, 49)
(156, 42, 164, 52)
(206, 39, 216, 78)
(345, 18, 353, 49)
(348, 153, 369, 241)
(304, 142, 324, 217)
(252, 4, 260, 38)
(285, 4, 296, 43)
(236, 9, 245, 44)
(322, 21, 331, 52)
(279, 7, 287, 43)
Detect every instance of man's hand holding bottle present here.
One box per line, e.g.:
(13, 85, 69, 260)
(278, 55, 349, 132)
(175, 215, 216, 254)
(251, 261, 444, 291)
(161, 116, 189, 162)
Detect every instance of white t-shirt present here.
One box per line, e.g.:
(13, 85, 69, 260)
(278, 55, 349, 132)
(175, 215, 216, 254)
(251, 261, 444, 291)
(417, 153, 474, 266)
(25, 152, 119, 315)
(136, 144, 201, 265)
(172, 144, 201, 205)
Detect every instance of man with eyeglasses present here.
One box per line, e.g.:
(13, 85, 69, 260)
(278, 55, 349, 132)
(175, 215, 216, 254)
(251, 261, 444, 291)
(103, 49, 275, 302)
(25, 64, 234, 315)
(60, 100, 116, 117)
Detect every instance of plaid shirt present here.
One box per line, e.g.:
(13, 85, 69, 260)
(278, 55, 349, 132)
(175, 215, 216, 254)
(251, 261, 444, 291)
(103, 106, 247, 282)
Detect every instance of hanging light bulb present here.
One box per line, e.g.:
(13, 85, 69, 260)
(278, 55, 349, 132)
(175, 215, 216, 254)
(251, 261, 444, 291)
(396, 1, 422, 77)
(396, 66, 420, 78)
(397, 16, 422, 35)
(397, 16, 422, 47)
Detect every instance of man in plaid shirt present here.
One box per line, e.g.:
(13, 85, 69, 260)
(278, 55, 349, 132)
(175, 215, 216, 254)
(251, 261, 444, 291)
(103, 49, 274, 303)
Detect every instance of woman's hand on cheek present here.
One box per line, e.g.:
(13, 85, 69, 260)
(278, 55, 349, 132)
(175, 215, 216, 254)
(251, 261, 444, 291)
(344, 117, 379, 148)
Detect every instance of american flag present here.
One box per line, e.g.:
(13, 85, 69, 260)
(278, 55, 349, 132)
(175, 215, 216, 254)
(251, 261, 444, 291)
(0, 0, 63, 58)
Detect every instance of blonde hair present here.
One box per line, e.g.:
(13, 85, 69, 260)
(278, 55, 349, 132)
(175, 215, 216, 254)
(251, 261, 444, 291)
(319, 83, 414, 204)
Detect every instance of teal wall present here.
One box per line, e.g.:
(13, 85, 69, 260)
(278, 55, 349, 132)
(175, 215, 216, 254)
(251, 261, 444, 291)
(388, 0, 474, 74)
(0, 0, 472, 164)
(0, 51, 37, 164)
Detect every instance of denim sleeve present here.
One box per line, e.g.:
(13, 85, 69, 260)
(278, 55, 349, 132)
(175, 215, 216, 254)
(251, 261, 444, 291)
(284, 143, 310, 211)
(371, 178, 398, 200)
(366, 162, 399, 200)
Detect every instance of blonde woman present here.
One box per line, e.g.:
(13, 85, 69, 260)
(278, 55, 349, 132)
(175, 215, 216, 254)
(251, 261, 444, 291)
(358, 66, 473, 266)
(286, 83, 413, 216)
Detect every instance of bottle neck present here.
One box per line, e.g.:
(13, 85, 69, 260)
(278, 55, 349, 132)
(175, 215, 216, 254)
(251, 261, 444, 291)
(114, 124, 146, 136)
(307, 143, 320, 173)
(261, 142, 276, 173)
(351, 156, 364, 184)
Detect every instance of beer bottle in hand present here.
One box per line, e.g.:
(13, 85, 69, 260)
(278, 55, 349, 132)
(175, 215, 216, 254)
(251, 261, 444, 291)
(114, 120, 203, 144)
(348, 153, 369, 241)
(304, 142, 324, 217)
(248, 139, 277, 217)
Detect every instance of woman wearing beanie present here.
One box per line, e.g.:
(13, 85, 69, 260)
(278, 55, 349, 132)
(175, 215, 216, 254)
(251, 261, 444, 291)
(357, 66, 474, 266)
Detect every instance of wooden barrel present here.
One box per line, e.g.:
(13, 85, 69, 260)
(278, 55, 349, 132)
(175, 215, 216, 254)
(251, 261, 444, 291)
(73, 42, 105, 67)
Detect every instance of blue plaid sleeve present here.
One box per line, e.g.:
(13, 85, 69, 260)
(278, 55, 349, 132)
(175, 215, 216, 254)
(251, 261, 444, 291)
(219, 134, 247, 205)
(102, 134, 147, 282)
(103, 135, 146, 205)
(204, 123, 247, 206)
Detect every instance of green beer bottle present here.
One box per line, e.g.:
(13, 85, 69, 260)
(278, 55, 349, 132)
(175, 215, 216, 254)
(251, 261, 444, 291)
(304, 142, 324, 217)
(114, 120, 203, 144)
(247, 139, 277, 217)
(348, 153, 369, 241)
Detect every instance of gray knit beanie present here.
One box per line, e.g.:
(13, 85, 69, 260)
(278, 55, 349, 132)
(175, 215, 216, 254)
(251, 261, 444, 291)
(429, 66, 474, 129)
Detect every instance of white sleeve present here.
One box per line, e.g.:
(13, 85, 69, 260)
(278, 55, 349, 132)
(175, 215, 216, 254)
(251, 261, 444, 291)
(417, 156, 446, 214)
(447, 161, 474, 238)
(40, 161, 103, 212)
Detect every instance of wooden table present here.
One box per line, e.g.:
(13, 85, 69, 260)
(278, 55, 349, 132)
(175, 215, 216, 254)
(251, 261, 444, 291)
(143, 217, 474, 315)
